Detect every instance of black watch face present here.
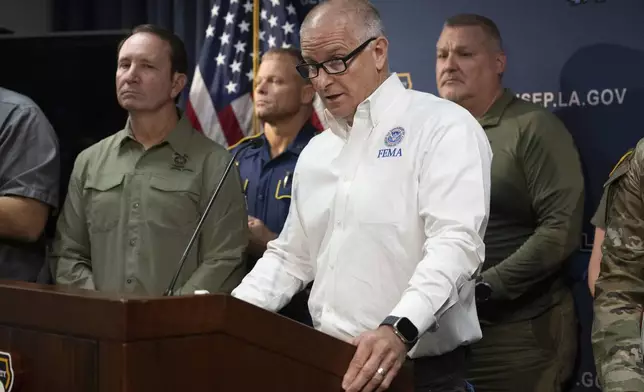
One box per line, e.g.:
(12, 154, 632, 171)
(397, 318, 418, 341)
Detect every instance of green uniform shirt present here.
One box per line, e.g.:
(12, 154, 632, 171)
(51, 116, 249, 296)
(591, 138, 644, 392)
(477, 89, 585, 324)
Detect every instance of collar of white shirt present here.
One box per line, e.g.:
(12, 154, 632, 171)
(323, 73, 405, 141)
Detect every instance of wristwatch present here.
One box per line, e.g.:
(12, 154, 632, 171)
(380, 316, 419, 349)
(475, 276, 493, 302)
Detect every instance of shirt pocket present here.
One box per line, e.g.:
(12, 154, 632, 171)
(274, 175, 292, 200)
(272, 177, 293, 232)
(147, 175, 201, 229)
(84, 173, 125, 233)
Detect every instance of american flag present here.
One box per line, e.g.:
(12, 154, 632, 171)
(186, 0, 326, 148)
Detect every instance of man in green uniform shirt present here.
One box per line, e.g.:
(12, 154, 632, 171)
(592, 138, 644, 392)
(435, 14, 584, 392)
(50, 25, 248, 296)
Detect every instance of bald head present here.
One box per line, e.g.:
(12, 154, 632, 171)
(301, 0, 384, 44)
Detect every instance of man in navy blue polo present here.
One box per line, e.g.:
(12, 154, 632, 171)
(230, 47, 318, 326)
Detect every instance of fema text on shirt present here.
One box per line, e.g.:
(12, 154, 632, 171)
(516, 88, 627, 109)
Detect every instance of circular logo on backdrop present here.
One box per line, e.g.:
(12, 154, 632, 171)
(384, 127, 405, 147)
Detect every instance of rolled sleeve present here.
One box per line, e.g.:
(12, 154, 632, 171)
(591, 187, 608, 230)
(0, 106, 60, 208)
(390, 113, 491, 335)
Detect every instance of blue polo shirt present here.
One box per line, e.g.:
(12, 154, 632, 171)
(230, 123, 318, 235)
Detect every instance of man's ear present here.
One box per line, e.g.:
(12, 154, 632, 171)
(495, 52, 507, 77)
(171, 73, 188, 99)
(372, 36, 389, 72)
(301, 84, 315, 106)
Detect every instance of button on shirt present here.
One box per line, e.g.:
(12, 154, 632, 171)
(232, 74, 493, 357)
(231, 123, 317, 235)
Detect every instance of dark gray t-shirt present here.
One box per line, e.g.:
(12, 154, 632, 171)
(0, 87, 60, 281)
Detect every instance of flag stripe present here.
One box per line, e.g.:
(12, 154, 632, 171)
(312, 94, 327, 130)
(230, 93, 255, 138)
(185, 99, 203, 133)
(217, 103, 245, 146)
(189, 68, 218, 137)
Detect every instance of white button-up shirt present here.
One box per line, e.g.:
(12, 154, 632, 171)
(232, 73, 492, 357)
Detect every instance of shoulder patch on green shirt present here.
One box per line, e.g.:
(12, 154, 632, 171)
(604, 149, 634, 188)
(601, 149, 634, 227)
(609, 149, 634, 176)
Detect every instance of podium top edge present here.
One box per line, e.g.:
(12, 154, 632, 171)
(0, 281, 228, 303)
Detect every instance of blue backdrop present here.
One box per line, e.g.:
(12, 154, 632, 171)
(355, 0, 644, 390)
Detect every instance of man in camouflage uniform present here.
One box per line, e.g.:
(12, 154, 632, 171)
(592, 138, 644, 391)
(588, 150, 634, 297)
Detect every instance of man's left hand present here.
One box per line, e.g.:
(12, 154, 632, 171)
(248, 216, 276, 243)
(342, 325, 407, 392)
(247, 216, 277, 255)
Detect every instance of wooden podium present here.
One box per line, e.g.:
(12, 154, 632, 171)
(0, 281, 413, 391)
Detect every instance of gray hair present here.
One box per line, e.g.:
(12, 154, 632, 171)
(301, 0, 386, 43)
(444, 13, 503, 52)
(350, 0, 385, 41)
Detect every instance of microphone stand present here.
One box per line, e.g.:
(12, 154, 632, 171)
(163, 138, 263, 296)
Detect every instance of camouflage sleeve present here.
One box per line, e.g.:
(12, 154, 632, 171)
(591, 186, 608, 229)
(592, 139, 644, 392)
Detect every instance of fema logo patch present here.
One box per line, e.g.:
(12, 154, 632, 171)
(0, 351, 14, 392)
(384, 127, 405, 147)
(378, 127, 405, 159)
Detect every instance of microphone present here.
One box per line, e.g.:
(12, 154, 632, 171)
(163, 137, 264, 296)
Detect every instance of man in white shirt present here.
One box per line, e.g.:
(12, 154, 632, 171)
(231, 1, 492, 391)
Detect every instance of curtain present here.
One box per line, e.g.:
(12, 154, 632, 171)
(51, 0, 212, 106)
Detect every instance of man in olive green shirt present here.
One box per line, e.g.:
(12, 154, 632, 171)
(436, 14, 584, 392)
(51, 25, 248, 296)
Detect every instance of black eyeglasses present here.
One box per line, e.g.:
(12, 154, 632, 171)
(296, 37, 377, 79)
